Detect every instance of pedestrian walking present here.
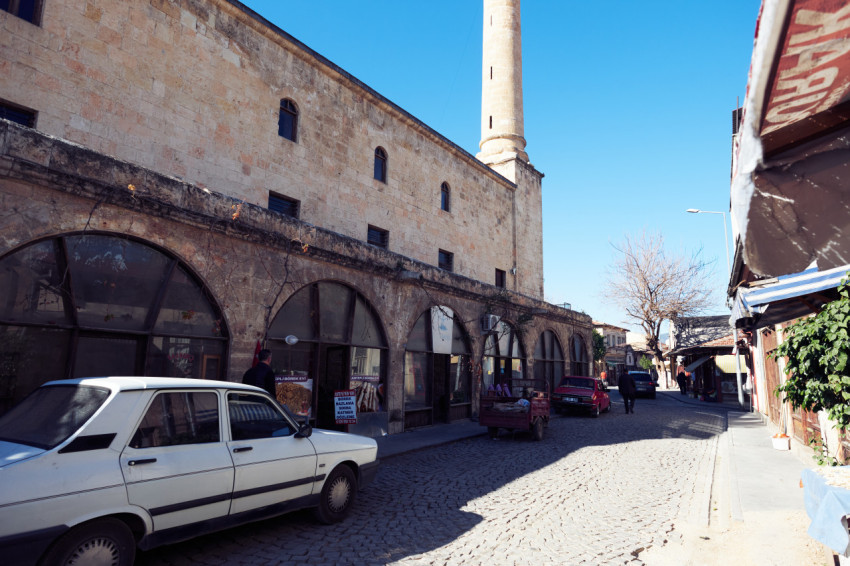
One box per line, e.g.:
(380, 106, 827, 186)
(242, 348, 276, 397)
(618, 371, 637, 414)
(676, 365, 687, 395)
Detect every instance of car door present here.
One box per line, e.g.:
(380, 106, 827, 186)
(226, 392, 318, 515)
(120, 390, 234, 532)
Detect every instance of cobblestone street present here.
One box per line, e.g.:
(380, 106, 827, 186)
(137, 394, 727, 565)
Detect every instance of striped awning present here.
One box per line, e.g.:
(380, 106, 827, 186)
(731, 263, 849, 328)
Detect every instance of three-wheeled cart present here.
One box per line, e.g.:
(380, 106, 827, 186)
(479, 379, 550, 441)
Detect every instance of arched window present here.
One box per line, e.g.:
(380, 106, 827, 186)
(373, 147, 387, 183)
(534, 330, 564, 393)
(571, 334, 590, 377)
(267, 281, 387, 437)
(404, 306, 472, 429)
(278, 98, 298, 142)
(483, 320, 526, 395)
(440, 182, 451, 212)
(0, 234, 229, 415)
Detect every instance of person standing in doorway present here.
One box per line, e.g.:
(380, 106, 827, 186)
(618, 371, 637, 414)
(242, 348, 276, 397)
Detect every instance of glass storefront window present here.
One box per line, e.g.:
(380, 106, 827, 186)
(350, 347, 383, 412)
(66, 235, 171, 331)
(404, 351, 430, 409)
(147, 337, 226, 380)
(0, 239, 70, 326)
(449, 354, 471, 404)
(269, 342, 315, 419)
(0, 234, 229, 416)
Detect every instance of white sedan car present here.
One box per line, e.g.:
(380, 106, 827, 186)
(0, 376, 379, 566)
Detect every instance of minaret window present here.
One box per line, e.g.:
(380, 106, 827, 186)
(278, 99, 298, 142)
(374, 147, 388, 183)
(440, 182, 451, 212)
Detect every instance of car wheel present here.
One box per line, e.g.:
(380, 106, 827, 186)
(488, 426, 499, 439)
(40, 518, 135, 566)
(651, 392, 657, 399)
(603, 402, 611, 413)
(314, 465, 357, 524)
(532, 418, 544, 441)
(592, 404, 600, 418)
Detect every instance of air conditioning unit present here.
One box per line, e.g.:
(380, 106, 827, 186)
(479, 314, 500, 334)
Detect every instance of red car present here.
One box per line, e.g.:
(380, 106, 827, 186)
(552, 376, 611, 417)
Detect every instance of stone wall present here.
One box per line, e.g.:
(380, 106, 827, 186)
(0, 0, 545, 298)
(0, 120, 589, 433)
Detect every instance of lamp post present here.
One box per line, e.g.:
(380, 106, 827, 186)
(686, 208, 731, 275)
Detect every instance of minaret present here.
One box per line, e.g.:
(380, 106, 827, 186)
(477, 0, 528, 165)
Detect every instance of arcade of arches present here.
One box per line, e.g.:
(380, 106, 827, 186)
(0, 234, 593, 436)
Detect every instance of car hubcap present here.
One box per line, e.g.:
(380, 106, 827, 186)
(66, 537, 120, 566)
(328, 477, 351, 512)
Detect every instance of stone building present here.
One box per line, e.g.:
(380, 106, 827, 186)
(0, 0, 591, 436)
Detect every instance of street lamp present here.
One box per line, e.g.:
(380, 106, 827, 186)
(686, 208, 731, 275)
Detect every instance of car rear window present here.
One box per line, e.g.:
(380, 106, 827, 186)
(630, 373, 652, 382)
(559, 377, 594, 389)
(0, 385, 110, 449)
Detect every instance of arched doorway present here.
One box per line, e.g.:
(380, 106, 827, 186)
(482, 319, 525, 393)
(533, 330, 564, 392)
(403, 306, 472, 429)
(266, 281, 387, 437)
(570, 333, 590, 376)
(0, 233, 228, 415)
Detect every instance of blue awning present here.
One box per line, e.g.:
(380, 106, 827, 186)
(731, 264, 850, 329)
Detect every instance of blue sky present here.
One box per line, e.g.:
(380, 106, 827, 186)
(241, 0, 762, 332)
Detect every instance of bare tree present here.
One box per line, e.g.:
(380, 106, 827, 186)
(604, 231, 715, 380)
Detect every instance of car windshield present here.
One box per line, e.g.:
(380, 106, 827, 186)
(0, 384, 110, 449)
(559, 377, 594, 389)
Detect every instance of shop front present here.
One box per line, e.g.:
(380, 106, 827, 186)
(266, 281, 388, 438)
(403, 306, 472, 430)
(0, 233, 229, 414)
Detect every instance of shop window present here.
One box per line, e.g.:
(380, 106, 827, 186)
(268, 192, 300, 218)
(374, 147, 387, 183)
(533, 330, 565, 392)
(438, 249, 454, 272)
(267, 282, 387, 437)
(440, 182, 451, 212)
(367, 225, 388, 249)
(571, 334, 589, 376)
(0, 234, 229, 416)
(0, 99, 36, 127)
(1, 0, 42, 25)
(483, 320, 525, 394)
(278, 98, 298, 142)
(403, 306, 472, 428)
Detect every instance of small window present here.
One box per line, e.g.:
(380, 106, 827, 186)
(374, 147, 387, 183)
(438, 249, 454, 272)
(268, 192, 300, 218)
(0, 99, 36, 128)
(129, 392, 220, 448)
(1, 0, 42, 25)
(495, 268, 506, 288)
(367, 225, 389, 249)
(228, 392, 296, 440)
(278, 99, 298, 142)
(440, 182, 451, 212)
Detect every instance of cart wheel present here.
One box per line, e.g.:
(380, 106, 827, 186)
(532, 418, 544, 441)
(488, 427, 498, 439)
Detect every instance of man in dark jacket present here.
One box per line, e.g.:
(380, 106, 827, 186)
(618, 371, 637, 414)
(242, 348, 276, 397)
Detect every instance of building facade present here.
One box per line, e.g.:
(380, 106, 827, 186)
(0, 0, 591, 436)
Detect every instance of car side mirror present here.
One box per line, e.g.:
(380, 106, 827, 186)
(295, 422, 312, 438)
